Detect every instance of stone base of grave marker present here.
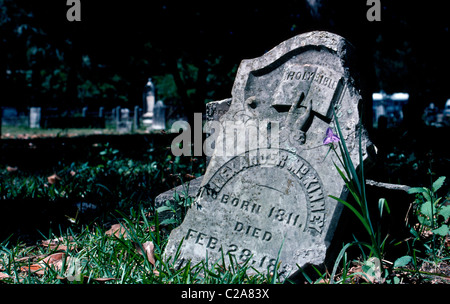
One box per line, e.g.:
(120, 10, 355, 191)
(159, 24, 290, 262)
(163, 31, 376, 280)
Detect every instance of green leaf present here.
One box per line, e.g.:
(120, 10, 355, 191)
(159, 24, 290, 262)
(387, 276, 401, 284)
(156, 205, 174, 213)
(159, 218, 178, 226)
(438, 205, 450, 220)
(329, 195, 372, 237)
(407, 187, 427, 194)
(420, 201, 435, 218)
(394, 255, 413, 268)
(333, 162, 350, 184)
(432, 225, 449, 237)
(418, 215, 431, 226)
(432, 176, 446, 192)
(330, 242, 355, 284)
(409, 227, 420, 238)
(378, 198, 390, 217)
(422, 191, 432, 204)
(333, 108, 361, 195)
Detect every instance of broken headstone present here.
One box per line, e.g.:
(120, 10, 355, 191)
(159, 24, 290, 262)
(163, 31, 374, 279)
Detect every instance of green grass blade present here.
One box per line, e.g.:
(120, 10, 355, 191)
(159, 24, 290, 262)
(270, 237, 285, 284)
(333, 107, 362, 196)
(330, 242, 355, 284)
(333, 162, 350, 184)
(329, 195, 372, 237)
(432, 176, 446, 192)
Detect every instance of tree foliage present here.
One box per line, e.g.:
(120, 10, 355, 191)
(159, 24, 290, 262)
(1, 0, 448, 123)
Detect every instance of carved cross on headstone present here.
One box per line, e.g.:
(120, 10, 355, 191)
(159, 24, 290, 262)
(273, 64, 345, 144)
(273, 64, 345, 119)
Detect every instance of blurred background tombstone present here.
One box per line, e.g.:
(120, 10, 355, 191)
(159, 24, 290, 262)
(133, 105, 140, 131)
(117, 108, 132, 133)
(121, 108, 130, 120)
(443, 99, 450, 126)
(142, 78, 155, 129)
(152, 100, 166, 130)
(115, 106, 121, 129)
(1, 107, 21, 127)
(423, 102, 438, 126)
(29, 107, 41, 129)
(372, 92, 409, 128)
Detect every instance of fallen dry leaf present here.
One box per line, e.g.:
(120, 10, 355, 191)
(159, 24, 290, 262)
(41, 236, 75, 251)
(41, 236, 73, 245)
(56, 275, 116, 283)
(20, 264, 44, 274)
(47, 174, 62, 184)
(92, 277, 116, 282)
(185, 173, 195, 180)
(347, 265, 365, 283)
(6, 166, 18, 173)
(347, 258, 384, 284)
(144, 225, 156, 233)
(0, 272, 11, 280)
(15, 253, 47, 263)
(136, 241, 156, 266)
(40, 252, 65, 271)
(105, 223, 129, 239)
(46, 243, 69, 251)
(21, 252, 66, 275)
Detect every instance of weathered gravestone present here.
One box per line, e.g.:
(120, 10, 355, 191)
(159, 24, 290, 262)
(117, 108, 133, 133)
(163, 31, 374, 279)
(152, 100, 167, 130)
(29, 107, 41, 129)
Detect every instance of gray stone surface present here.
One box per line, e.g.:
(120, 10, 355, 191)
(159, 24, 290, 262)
(205, 98, 232, 122)
(163, 31, 374, 279)
(154, 176, 203, 222)
(205, 98, 232, 164)
(154, 98, 232, 221)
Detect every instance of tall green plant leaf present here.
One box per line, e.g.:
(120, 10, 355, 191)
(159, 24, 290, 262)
(333, 109, 362, 199)
(329, 195, 372, 236)
(439, 205, 450, 220)
(378, 198, 390, 218)
(432, 225, 449, 237)
(432, 176, 446, 192)
(420, 201, 435, 219)
(394, 255, 413, 268)
(407, 187, 427, 194)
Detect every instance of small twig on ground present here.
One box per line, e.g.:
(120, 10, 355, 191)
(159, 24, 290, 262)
(365, 179, 411, 192)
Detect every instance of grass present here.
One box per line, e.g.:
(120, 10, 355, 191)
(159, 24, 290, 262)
(0, 203, 278, 284)
(0, 126, 449, 284)
(1, 125, 154, 139)
(0, 136, 277, 284)
(320, 109, 450, 284)
(327, 109, 385, 266)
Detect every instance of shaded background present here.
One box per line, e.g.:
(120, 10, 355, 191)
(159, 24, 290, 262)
(0, 0, 449, 184)
(1, 0, 449, 117)
(0, 0, 449, 263)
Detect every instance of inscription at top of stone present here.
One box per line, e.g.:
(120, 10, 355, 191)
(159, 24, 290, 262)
(272, 63, 344, 120)
(283, 65, 339, 89)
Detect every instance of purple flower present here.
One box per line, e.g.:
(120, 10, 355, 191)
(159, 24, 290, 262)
(323, 127, 340, 145)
